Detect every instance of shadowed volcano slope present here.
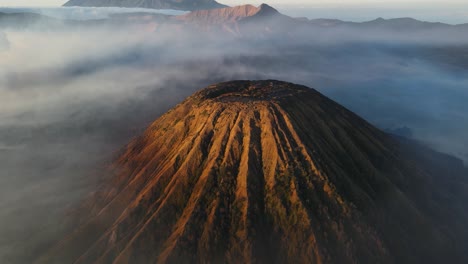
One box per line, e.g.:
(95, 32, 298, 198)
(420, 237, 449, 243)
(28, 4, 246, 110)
(40, 80, 468, 264)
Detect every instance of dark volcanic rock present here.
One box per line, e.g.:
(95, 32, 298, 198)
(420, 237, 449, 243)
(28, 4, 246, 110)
(40, 80, 468, 264)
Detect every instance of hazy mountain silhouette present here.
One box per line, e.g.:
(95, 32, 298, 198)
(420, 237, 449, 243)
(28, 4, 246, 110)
(63, 0, 227, 11)
(3, 5, 468, 36)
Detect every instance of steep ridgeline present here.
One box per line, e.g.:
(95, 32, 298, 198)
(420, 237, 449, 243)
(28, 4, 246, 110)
(172, 4, 467, 36)
(176, 4, 263, 24)
(177, 3, 280, 23)
(63, 0, 227, 11)
(41, 81, 468, 264)
(175, 4, 295, 35)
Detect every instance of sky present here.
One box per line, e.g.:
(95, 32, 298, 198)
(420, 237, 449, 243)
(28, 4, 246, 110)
(1, 0, 467, 7)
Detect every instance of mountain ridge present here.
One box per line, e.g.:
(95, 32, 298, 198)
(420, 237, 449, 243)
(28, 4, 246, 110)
(176, 4, 282, 23)
(63, 0, 227, 11)
(175, 4, 261, 24)
(3, 7, 468, 33)
(171, 5, 468, 36)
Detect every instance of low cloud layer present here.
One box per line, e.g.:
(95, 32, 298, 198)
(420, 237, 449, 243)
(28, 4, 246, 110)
(0, 6, 186, 20)
(0, 31, 8, 50)
(1, 8, 468, 263)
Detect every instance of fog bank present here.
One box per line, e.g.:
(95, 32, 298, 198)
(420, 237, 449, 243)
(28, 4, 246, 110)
(1, 8, 468, 262)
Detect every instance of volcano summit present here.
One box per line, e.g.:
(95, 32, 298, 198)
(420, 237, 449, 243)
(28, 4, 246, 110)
(41, 80, 468, 264)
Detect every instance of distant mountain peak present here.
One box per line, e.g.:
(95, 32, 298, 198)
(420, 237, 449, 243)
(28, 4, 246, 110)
(257, 3, 279, 15)
(176, 4, 281, 25)
(177, 4, 281, 25)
